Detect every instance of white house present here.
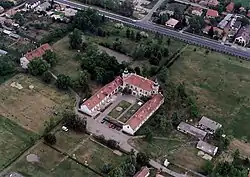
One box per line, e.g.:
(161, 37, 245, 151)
(165, 18, 179, 28)
(20, 43, 52, 69)
(234, 25, 250, 47)
(25, 0, 41, 10)
(197, 140, 218, 156)
(122, 94, 164, 135)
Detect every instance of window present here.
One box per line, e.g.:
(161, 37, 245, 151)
(153, 91, 156, 94)
(145, 91, 148, 95)
(140, 89, 142, 92)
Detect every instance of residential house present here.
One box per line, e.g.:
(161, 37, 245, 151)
(165, 18, 179, 28)
(79, 76, 123, 116)
(177, 122, 207, 140)
(35, 1, 51, 12)
(199, 0, 219, 7)
(230, 20, 241, 31)
(20, 43, 52, 69)
(5, 9, 17, 18)
(247, 10, 250, 18)
(123, 93, 164, 135)
(206, 9, 219, 18)
(64, 8, 77, 17)
(133, 166, 150, 177)
(25, 0, 41, 10)
(197, 116, 222, 134)
(203, 26, 224, 38)
(217, 14, 233, 29)
(0, 6, 4, 14)
(190, 6, 203, 16)
(197, 140, 218, 156)
(226, 2, 234, 12)
(234, 25, 250, 46)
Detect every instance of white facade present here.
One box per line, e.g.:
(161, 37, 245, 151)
(25, 1, 41, 9)
(234, 36, 247, 46)
(20, 57, 30, 69)
(192, 10, 203, 16)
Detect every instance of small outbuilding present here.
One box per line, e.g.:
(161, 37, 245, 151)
(165, 18, 179, 28)
(177, 122, 207, 140)
(196, 140, 218, 156)
(197, 116, 222, 134)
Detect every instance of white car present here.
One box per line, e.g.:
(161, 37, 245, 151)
(62, 126, 68, 132)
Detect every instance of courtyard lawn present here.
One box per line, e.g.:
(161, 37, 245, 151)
(169, 45, 250, 140)
(52, 35, 82, 79)
(0, 74, 74, 133)
(0, 116, 37, 171)
(108, 100, 132, 119)
(119, 101, 142, 123)
(75, 139, 126, 174)
(8, 143, 98, 177)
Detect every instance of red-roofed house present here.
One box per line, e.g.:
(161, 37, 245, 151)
(122, 68, 159, 97)
(80, 77, 123, 116)
(20, 43, 52, 69)
(123, 94, 164, 135)
(226, 2, 234, 12)
(206, 9, 219, 18)
(133, 166, 150, 177)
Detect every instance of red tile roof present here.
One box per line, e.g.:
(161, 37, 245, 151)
(127, 94, 164, 130)
(133, 166, 150, 177)
(206, 9, 219, 17)
(24, 43, 52, 61)
(226, 2, 234, 12)
(191, 6, 203, 12)
(83, 76, 123, 110)
(123, 74, 154, 92)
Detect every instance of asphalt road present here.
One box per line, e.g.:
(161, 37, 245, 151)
(55, 0, 250, 59)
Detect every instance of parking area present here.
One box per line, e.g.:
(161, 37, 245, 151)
(92, 93, 142, 132)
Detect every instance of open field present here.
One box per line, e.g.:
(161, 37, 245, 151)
(108, 100, 131, 119)
(8, 143, 98, 177)
(52, 36, 81, 79)
(0, 116, 36, 171)
(0, 74, 74, 133)
(119, 101, 142, 123)
(233, 0, 249, 7)
(169, 45, 250, 141)
(75, 138, 126, 173)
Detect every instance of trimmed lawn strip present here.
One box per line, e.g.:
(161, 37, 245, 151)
(119, 102, 142, 123)
(108, 100, 131, 119)
(0, 116, 37, 171)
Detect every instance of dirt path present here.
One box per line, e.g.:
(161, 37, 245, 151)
(229, 139, 250, 158)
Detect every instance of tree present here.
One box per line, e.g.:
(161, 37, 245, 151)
(202, 160, 214, 175)
(109, 167, 124, 177)
(234, 2, 242, 13)
(119, 0, 134, 17)
(43, 50, 57, 67)
(158, 14, 169, 25)
(136, 32, 141, 41)
(189, 16, 205, 34)
(101, 163, 112, 173)
(63, 111, 87, 132)
(42, 71, 53, 83)
(173, 7, 182, 21)
(136, 152, 149, 166)
(44, 133, 56, 145)
(126, 28, 131, 38)
(13, 12, 25, 26)
(0, 56, 15, 76)
(56, 74, 71, 90)
(144, 130, 153, 142)
(107, 139, 119, 149)
(134, 66, 141, 75)
(69, 28, 82, 49)
(123, 163, 136, 176)
(240, 17, 250, 26)
(28, 58, 49, 76)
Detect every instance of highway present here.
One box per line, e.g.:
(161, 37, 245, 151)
(55, 0, 250, 59)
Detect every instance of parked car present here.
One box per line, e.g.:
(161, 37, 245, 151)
(109, 124, 113, 128)
(111, 124, 116, 129)
(116, 126, 122, 131)
(101, 119, 105, 124)
(62, 126, 68, 132)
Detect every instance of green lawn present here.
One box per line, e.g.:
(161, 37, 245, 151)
(75, 139, 126, 174)
(108, 100, 131, 119)
(233, 0, 249, 7)
(118, 101, 142, 123)
(9, 143, 98, 177)
(0, 116, 37, 171)
(169, 45, 250, 140)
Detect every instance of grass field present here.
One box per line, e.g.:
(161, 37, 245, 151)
(75, 139, 126, 173)
(233, 0, 249, 7)
(0, 74, 74, 133)
(8, 143, 98, 177)
(108, 100, 131, 119)
(52, 36, 82, 79)
(0, 116, 36, 171)
(169, 45, 250, 140)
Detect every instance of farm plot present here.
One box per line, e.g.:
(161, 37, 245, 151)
(169, 45, 250, 140)
(0, 116, 36, 171)
(108, 100, 132, 119)
(0, 74, 74, 133)
(75, 139, 126, 173)
(7, 143, 97, 177)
